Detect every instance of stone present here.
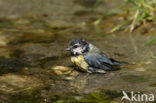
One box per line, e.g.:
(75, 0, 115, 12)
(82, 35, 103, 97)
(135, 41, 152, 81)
(51, 66, 79, 80)
(0, 74, 43, 93)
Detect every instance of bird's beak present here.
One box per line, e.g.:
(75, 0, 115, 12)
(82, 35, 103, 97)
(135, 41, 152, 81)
(65, 47, 70, 51)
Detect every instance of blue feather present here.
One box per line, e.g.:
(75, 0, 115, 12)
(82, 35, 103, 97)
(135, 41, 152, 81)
(84, 52, 118, 70)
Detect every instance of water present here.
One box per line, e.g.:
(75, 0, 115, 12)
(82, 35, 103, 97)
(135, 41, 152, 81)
(0, 0, 155, 103)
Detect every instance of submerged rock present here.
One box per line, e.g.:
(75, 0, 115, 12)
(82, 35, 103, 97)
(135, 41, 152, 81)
(0, 74, 43, 93)
(45, 20, 74, 30)
(0, 35, 8, 46)
(51, 66, 79, 80)
(0, 57, 29, 74)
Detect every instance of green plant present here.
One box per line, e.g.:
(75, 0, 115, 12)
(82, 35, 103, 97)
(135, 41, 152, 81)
(145, 37, 156, 46)
(145, 37, 156, 59)
(79, 93, 118, 103)
(111, 0, 156, 32)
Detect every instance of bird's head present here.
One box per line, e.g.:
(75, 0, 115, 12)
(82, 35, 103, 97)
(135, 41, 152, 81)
(66, 38, 89, 56)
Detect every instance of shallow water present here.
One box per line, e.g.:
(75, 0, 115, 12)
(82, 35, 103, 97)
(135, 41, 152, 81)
(0, 0, 156, 103)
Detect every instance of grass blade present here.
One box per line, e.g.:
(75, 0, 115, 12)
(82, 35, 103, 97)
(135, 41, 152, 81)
(145, 37, 156, 46)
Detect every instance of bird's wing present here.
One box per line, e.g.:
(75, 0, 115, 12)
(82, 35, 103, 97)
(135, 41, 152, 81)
(84, 52, 117, 71)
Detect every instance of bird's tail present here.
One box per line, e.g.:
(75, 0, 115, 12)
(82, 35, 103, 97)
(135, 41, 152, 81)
(110, 58, 134, 66)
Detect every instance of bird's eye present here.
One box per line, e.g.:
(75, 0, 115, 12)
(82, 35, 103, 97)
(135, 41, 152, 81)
(73, 45, 78, 48)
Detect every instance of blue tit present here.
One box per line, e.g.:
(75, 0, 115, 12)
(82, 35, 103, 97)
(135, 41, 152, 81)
(66, 38, 128, 73)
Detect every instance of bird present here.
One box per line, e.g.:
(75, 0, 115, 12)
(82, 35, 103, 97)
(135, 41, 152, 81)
(66, 38, 129, 73)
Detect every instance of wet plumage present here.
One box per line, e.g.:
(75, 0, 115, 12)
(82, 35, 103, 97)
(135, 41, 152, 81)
(66, 38, 128, 73)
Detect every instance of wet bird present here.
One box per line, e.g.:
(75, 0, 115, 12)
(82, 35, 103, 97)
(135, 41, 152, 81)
(66, 38, 128, 73)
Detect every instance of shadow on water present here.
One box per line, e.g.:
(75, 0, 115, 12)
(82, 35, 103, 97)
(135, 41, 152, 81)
(0, 57, 30, 75)
(38, 52, 71, 68)
(74, 0, 103, 8)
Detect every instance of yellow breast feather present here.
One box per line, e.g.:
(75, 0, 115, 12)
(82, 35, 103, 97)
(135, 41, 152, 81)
(71, 55, 89, 71)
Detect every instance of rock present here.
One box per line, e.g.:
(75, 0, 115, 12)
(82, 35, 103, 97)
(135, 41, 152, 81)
(51, 66, 74, 75)
(0, 48, 10, 58)
(12, 18, 31, 25)
(0, 35, 8, 46)
(45, 20, 73, 29)
(65, 76, 75, 80)
(0, 74, 43, 93)
(51, 66, 79, 80)
(135, 67, 146, 72)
